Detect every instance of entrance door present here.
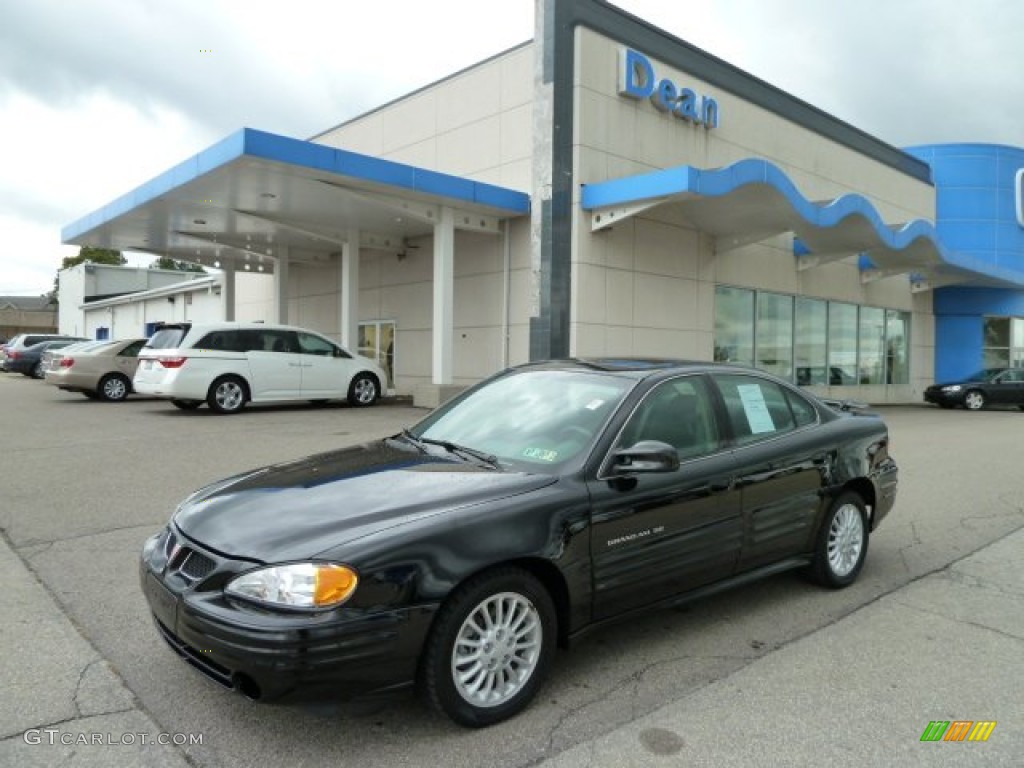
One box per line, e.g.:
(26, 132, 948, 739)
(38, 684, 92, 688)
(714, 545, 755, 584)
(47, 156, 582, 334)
(358, 320, 395, 389)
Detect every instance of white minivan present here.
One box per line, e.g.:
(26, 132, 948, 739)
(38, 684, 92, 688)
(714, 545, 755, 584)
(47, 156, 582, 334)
(133, 322, 389, 414)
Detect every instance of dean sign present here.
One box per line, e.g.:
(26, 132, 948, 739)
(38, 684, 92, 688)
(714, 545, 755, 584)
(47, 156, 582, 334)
(618, 48, 719, 129)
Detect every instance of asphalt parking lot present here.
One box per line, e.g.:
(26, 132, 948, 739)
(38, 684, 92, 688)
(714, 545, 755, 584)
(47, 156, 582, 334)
(1, 373, 1022, 766)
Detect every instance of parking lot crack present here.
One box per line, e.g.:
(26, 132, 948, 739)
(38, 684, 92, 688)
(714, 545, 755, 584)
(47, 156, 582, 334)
(15, 522, 157, 549)
(889, 598, 1024, 643)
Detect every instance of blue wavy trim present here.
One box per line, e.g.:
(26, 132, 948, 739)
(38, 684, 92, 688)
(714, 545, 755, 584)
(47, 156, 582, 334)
(581, 158, 1024, 286)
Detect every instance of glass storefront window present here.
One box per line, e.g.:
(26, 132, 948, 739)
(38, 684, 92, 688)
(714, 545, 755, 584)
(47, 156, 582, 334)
(714, 287, 912, 388)
(827, 303, 858, 386)
(884, 310, 910, 384)
(794, 298, 827, 385)
(858, 306, 885, 385)
(756, 292, 793, 379)
(714, 286, 754, 365)
(1013, 318, 1024, 367)
(984, 316, 1024, 369)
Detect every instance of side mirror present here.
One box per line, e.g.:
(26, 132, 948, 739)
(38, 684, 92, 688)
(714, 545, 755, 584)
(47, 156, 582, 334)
(610, 440, 680, 474)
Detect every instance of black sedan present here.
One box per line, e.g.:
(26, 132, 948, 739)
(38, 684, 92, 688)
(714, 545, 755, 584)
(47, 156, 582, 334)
(140, 359, 898, 726)
(923, 367, 1024, 410)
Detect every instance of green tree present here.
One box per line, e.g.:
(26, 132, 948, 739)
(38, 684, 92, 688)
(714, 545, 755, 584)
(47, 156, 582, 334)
(49, 247, 126, 304)
(149, 257, 206, 273)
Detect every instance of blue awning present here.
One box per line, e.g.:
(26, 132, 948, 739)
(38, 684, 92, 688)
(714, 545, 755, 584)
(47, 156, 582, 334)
(63, 128, 530, 269)
(582, 158, 1024, 290)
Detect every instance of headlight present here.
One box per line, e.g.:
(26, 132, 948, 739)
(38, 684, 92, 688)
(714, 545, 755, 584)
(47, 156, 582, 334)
(225, 563, 358, 610)
(941, 385, 962, 393)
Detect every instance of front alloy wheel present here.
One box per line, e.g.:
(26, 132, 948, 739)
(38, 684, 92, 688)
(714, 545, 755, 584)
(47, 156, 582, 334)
(347, 372, 379, 406)
(964, 390, 986, 410)
(810, 492, 869, 588)
(421, 568, 555, 727)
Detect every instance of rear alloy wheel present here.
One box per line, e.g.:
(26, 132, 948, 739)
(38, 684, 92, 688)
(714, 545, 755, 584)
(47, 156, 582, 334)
(98, 373, 131, 402)
(420, 568, 555, 727)
(963, 390, 986, 410)
(207, 376, 248, 414)
(810, 492, 869, 589)
(347, 373, 379, 407)
(171, 399, 202, 410)
(32, 361, 45, 379)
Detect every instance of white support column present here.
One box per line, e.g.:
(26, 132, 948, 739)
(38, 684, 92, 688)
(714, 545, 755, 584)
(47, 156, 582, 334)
(432, 207, 455, 385)
(340, 228, 360, 349)
(274, 246, 290, 324)
(222, 261, 236, 321)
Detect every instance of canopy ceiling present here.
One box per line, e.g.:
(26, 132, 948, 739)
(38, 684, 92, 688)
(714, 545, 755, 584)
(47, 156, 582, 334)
(63, 128, 530, 273)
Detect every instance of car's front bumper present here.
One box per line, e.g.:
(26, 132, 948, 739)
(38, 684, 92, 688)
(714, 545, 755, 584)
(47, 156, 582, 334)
(139, 528, 438, 701)
(923, 388, 965, 407)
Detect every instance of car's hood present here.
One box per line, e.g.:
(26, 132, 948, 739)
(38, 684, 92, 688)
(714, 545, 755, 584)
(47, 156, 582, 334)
(173, 439, 557, 562)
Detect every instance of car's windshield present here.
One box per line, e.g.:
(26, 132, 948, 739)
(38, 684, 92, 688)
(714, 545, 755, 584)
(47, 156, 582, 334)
(965, 368, 1006, 382)
(410, 369, 634, 472)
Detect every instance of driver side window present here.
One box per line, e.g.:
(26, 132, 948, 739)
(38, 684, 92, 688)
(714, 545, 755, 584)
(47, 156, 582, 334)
(618, 377, 720, 461)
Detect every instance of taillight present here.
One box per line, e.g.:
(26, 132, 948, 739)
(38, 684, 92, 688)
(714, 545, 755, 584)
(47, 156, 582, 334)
(60, 358, 74, 368)
(158, 357, 187, 369)
(8, 351, 20, 360)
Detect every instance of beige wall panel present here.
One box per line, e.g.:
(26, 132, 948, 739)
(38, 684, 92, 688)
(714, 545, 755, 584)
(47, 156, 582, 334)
(381, 92, 438, 153)
(507, 268, 534, 326)
(499, 158, 532, 191)
(507, 324, 530, 365)
(454, 326, 505, 382)
(436, 66, 502, 134)
(633, 219, 700, 279)
(606, 268, 635, 326)
(500, 104, 533, 165)
(574, 263, 608, 325)
(500, 45, 533, 109)
(436, 117, 502, 176)
(454, 232, 503, 276)
(632, 274, 697, 330)
(454, 273, 503, 328)
(381, 283, 432, 330)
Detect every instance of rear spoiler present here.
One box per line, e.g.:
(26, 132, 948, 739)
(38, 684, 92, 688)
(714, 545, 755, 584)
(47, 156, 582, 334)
(820, 398, 870, 412)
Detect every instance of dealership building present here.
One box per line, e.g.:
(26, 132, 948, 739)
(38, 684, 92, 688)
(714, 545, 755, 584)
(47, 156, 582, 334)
(62, 0, 1024, 406)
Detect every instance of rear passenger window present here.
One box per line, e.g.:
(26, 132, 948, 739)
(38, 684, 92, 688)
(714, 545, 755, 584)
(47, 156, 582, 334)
(785, 388, 818, 427)
(713, 374, 796, 446)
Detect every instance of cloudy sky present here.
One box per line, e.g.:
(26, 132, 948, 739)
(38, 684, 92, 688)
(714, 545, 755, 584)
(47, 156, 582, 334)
(1, 0, 1021, 295)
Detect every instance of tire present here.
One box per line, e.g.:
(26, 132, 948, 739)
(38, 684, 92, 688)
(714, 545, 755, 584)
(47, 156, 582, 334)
(347, 372, 380, 407)
(171, 399, 203, 410)
(207, 376, 248, 414)
(98, 373, 131, 402)
(32, 361, 45, 379)
(420, 568, 556, 727)
(810, 492, 869, 589)
(963, 390, 986, 410)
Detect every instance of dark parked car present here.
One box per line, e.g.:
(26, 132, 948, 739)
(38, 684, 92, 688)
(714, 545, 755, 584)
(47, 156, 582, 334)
(140, 359, 898, 726)
(923, 367, 1024, 410)
(5, 339, 84, 378)
(2, 333, 83, 371)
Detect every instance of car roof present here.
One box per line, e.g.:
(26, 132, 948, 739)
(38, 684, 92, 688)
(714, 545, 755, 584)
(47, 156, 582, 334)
(513, 357, 762, 380)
